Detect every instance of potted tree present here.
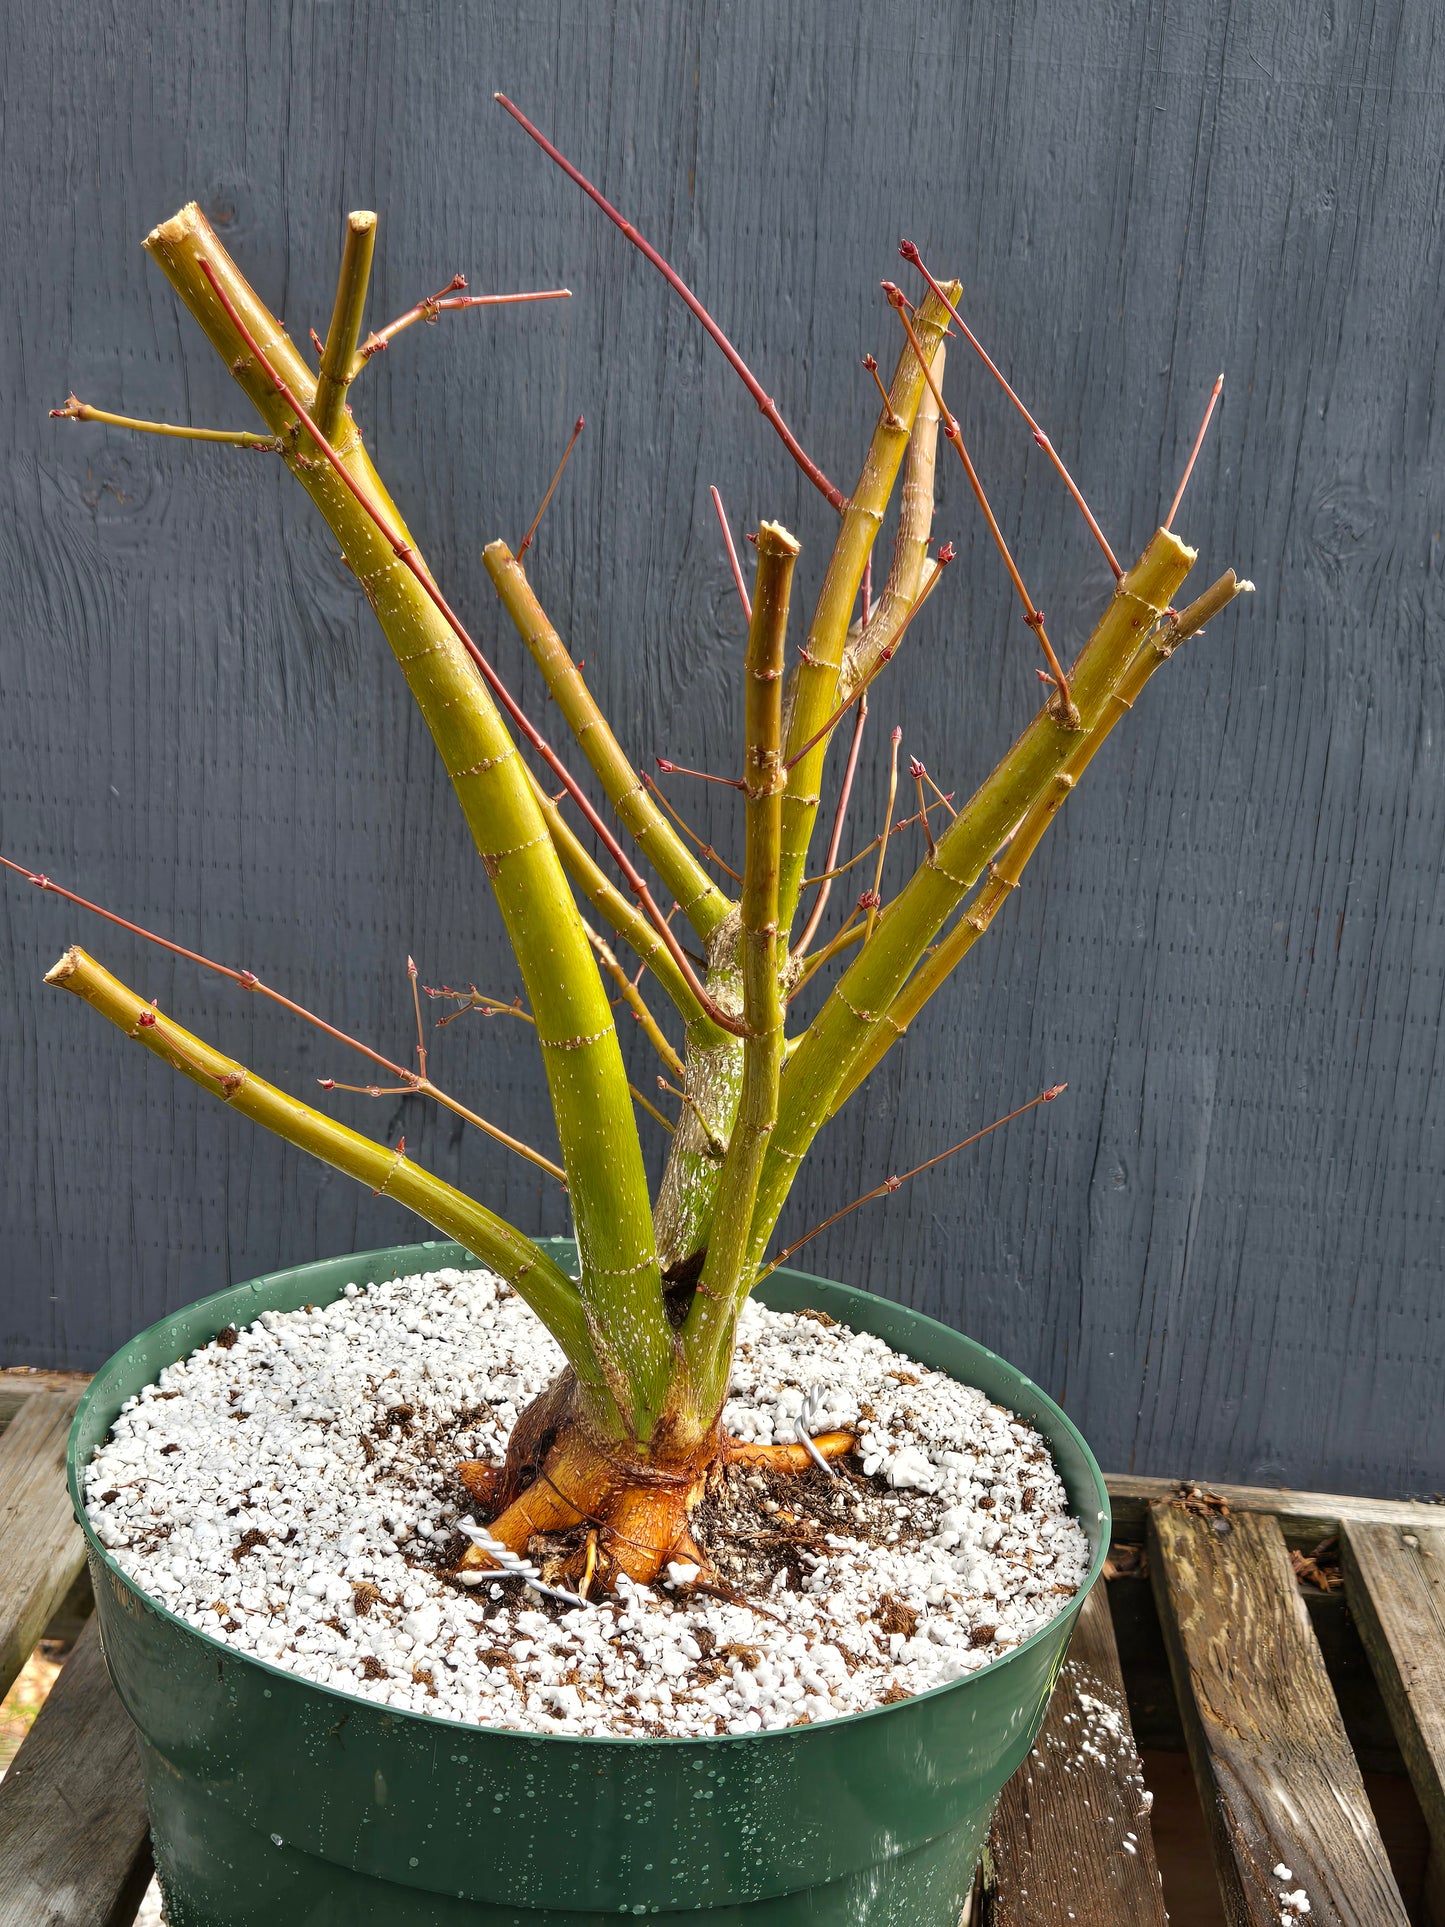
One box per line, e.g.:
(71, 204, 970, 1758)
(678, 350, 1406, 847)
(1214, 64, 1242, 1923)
(23, 98, 1248, 1925)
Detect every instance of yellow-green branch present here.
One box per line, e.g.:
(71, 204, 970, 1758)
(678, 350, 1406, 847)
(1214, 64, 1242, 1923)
(142, 201, 672, 1440)
(47, 946, 604, 1396)
(686, 522, 799, 1410)
(485, 543, 732, 941)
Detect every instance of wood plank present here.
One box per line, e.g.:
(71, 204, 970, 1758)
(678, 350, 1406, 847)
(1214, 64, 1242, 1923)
(1341, 1521, 1445, 1857)
(0, 1372, 90, 1438)
(0, 1616, 152, 1927)
(1108, 1475, 1445, 1549)
(1149, 1501, 1410, 1926)
(0, 1391, 86, 1703)
(981, 1580, 1168, 1924)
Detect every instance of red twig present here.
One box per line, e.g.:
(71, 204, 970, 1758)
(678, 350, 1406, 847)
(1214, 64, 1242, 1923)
(198, 258, 747, 1040)
(801, 792, 955, 891)
(494, 93, 843, 511)
(407, 954, 427, 1079)
(655, 757, 744, 791)
(759, 1084, 1067, 1277)
(710, 486, 752, 623)
(910, 758, 937, 859)
(884, 283, 1078, 726)
(898, 241, 1122, 581)
(862, 353, 901, 427)
(792, 693, 869, 959)
(517, 415, 585, 559)
(425, 985, 533, 1030)
(0, 854, 563, 1178)
(641, 772, 742, 882)
(1165, 374, 1224, 529)
(865, 728, 904, 943)
(783, 542, 954, 772)
(355, 277, 572, 366)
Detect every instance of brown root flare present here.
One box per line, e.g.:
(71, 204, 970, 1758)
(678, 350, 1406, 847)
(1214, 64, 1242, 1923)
(453, 1370, 855, 1588)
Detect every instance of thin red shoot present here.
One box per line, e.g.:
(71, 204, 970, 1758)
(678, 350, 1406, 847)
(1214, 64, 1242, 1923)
(862, 353, 900, 426)
(793, 693, 869, 959)
(517, 415, 585, 559)
(865, 728, 904, 943)
(910, 758, 936, 859)
(655, 757, 744, 791)
(758, 1084, 1068, 1278)
(355, 278, 572, 368)
(898, 241, 1122, 580)
(197, 258, 747, 1040)
(709, 486, 752, 623)
(884, 283, 1078, 725)
(494, 94, 843, 511)
(784, 543, 954, 772)
(407, 954, 427, 1079)
(802, 794, 956, 890)
(642, 773, 742, 883)
(0, 855, 563, 1179)
(1165, 374, 1224, 529)
(425, 985, 533, 1030)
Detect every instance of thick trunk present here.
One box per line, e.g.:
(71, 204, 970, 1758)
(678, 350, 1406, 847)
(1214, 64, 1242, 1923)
(652, 910, 745, 1280)
(456, 1366, 851, 1589)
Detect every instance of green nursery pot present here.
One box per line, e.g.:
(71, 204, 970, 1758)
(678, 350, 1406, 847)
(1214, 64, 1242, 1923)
(69, 1239, 1109, 1925)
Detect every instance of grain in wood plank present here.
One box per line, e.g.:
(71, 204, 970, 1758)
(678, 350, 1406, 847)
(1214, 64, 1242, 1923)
(0, 1392, 85, 1703)
(983, 1579, 1167, 1924)
(1149, 1501, 1410, 1927)
(0, 1616, 152, 1927)
(1341, 1521, 1445, 1859)
(0, 1373, 90, 1438)
(1108, 1476, 1445, 1549)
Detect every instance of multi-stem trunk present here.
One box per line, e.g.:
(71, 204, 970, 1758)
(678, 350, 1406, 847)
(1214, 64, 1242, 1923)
(43, 189, 1246, 1597)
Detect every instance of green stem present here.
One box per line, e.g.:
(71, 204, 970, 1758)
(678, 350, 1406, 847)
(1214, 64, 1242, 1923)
(774, 280, 959, 936)
(143, 202, 673, 1440)
(750, 527, 1198, 1259)
(50, 397, 279, 449)
(684, 522, 799, 1414)
(47, 946, 605, 1398)
(829, 571, 1251, 1114)
(313, 211, 378, 443)
(485, 543, 732, 941)
(526, 770, 725, 1049)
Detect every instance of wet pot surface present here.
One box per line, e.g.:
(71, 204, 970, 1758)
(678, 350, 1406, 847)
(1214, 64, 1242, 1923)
(70, 1239, 1108, 1924)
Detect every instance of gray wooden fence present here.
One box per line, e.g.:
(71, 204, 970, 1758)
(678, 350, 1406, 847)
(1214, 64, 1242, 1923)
(3, 0, 1441, 1499)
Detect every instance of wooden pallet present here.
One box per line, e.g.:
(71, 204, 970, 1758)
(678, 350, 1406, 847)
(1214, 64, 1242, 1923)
(2, 1367, 1442, 1925)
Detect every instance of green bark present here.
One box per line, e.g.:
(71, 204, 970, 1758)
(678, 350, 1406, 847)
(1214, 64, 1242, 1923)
(683, 523, 799, 1417)
(143, 203, 671, 1442)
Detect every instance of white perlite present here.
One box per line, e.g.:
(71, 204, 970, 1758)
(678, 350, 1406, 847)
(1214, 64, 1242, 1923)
(84, 1267, 1089, 1739)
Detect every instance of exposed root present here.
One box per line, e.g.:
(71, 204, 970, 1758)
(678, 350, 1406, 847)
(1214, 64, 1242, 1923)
(450, 1370, 857, 1591)
(723, 1431, 855, 1473)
